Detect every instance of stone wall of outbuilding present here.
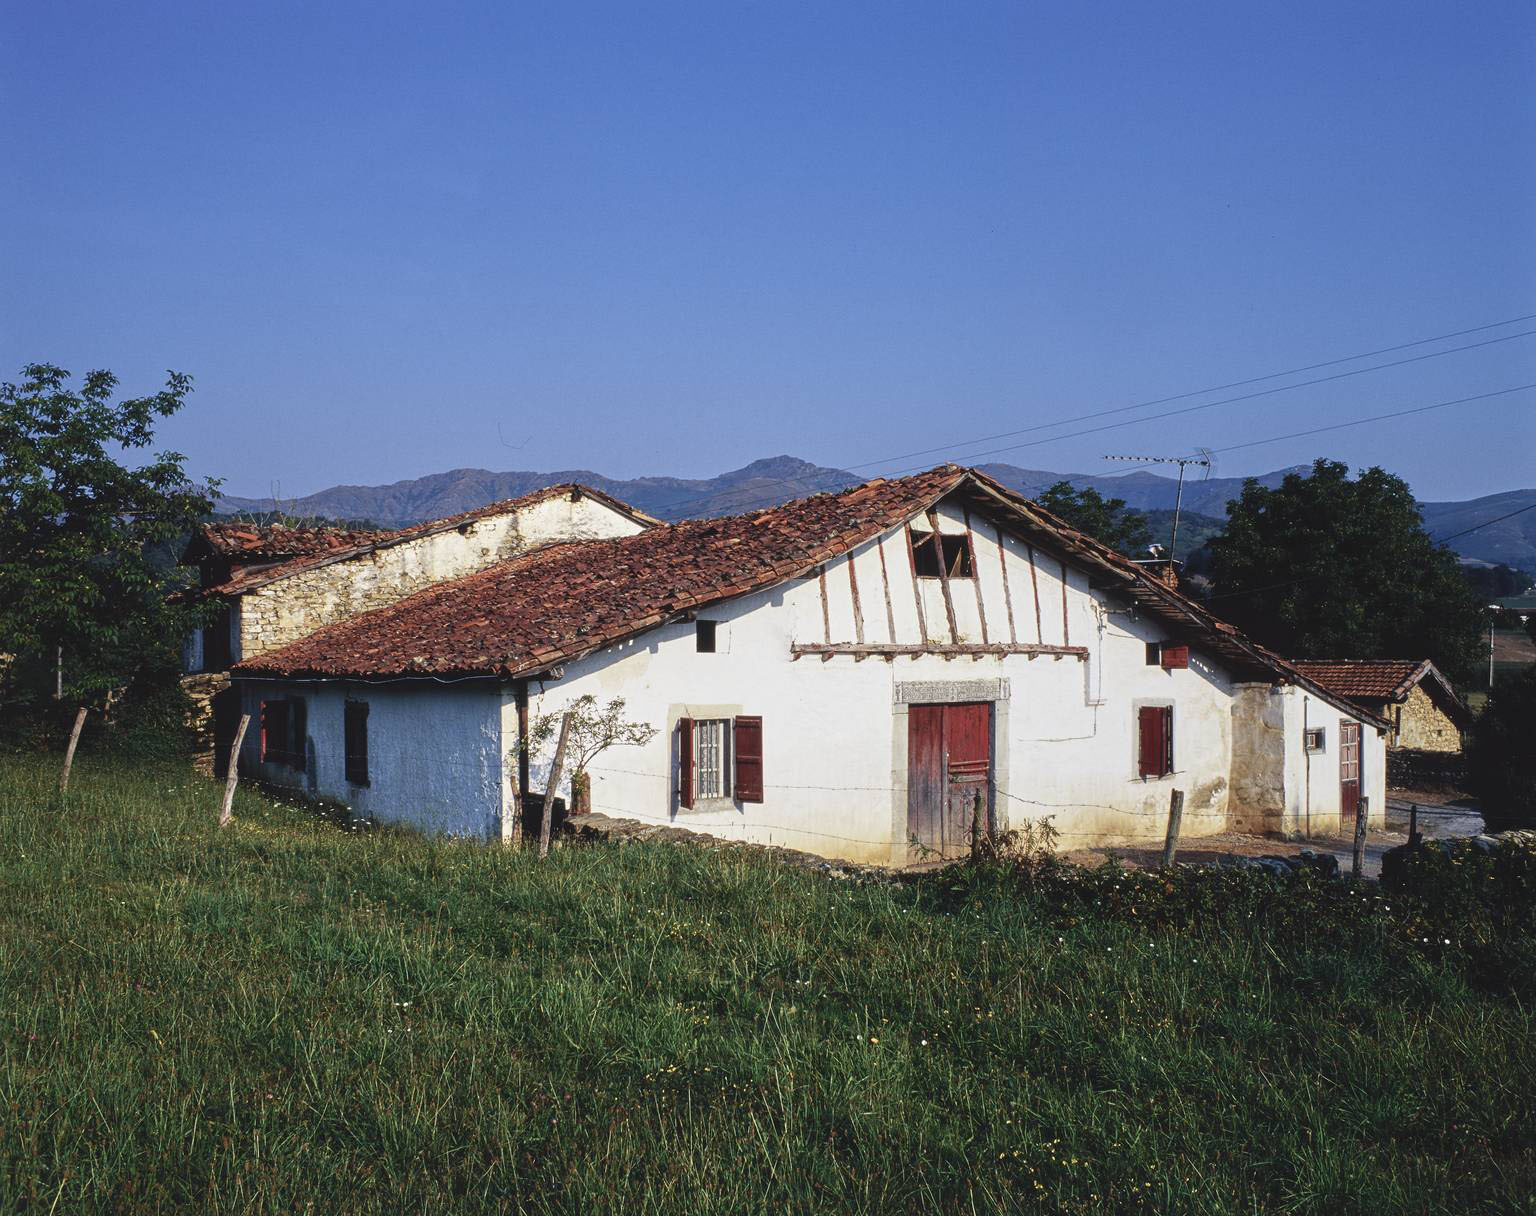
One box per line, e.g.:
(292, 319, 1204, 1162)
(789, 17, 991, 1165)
(1391, 683, 1463, 753)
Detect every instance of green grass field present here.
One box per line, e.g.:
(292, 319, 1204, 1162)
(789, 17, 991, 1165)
(2, 754, 1533, 1214)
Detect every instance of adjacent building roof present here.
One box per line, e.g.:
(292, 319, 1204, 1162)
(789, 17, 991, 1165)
(183, 522, 394, 565)
(234, 466, 1386, 726)
(194, 483, 659, 598)
(1292, 659, 1470, 724)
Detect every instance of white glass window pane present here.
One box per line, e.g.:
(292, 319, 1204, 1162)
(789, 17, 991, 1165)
(696, 719, 728, 799)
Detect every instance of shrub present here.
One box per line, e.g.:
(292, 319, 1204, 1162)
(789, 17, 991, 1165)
(1467, 667, 1536, 831)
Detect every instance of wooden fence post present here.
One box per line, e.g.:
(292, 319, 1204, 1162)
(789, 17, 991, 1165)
(539, 712, 574, 859)
(219, 713, 251, 828)
(58, 707, 87, 792)
(504, 763, 522, 846)
(969, 789, 984, 861)
(1351, 794, 1369, 879)
(1408, 802, 1420, 847)
(1160, 789, 1184, 870)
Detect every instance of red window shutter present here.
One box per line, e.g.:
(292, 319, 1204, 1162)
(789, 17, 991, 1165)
(261, 700, 288, 765)
(1160, 644, 1189, 670)
(1138, 706, 1162, 778)
(733, 716, 764, 803)
(677, 717, 695, 809)
(1160, 706, 1174, 775)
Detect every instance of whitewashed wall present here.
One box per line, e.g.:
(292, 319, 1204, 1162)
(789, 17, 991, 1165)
(1280, 688, 1387, 835)
(235, 678, 506, 837)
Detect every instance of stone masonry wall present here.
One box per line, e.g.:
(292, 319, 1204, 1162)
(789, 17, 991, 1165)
(1391, 683, 1463, 753)
(238, 494, 644, 660)
(1227, 683, 1287, 833)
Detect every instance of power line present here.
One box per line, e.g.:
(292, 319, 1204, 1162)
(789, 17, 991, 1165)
(877, 327, 1536, 477)
(1207, 383, 1536, 459)
(853, 311, 1536, 472)
(630, 320, 1536, 521)
(1431, 500, 1536, 545)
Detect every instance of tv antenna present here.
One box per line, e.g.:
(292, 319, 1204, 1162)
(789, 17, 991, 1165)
(1102, 449, 1214, 568)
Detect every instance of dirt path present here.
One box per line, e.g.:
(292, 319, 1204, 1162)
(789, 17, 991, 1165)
(1062, 794, 1484, 880)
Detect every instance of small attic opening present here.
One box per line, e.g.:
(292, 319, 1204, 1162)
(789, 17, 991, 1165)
(910, 528, 974, 578)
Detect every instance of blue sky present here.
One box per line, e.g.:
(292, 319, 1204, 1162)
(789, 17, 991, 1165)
(3, 1, 1533, 502)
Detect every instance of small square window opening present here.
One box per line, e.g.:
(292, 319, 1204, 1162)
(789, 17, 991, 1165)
(909, 529, 974, 578)
(696, 620, 717, 653)
(1304, 727, 1325, 752)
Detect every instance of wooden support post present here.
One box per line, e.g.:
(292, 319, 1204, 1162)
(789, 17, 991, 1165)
(503, 764, 522, 846)
(539, 711, 574, 859)
(219, 713, 251, 828)
(58, 707, 87, 792)
(1351, 795, 1369, 879)
(1408, 802, 1420, 847)
(1160, 789, 1184, 870)
(970, 789, 983, 862)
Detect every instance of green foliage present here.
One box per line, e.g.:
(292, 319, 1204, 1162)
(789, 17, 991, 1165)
(1035, 481, 1152, 556)
(3, 756, 1535, 1213)
(1207, 460, 1485, 685)
(0, 364, 219, 710)
(1462, 562, 1535, 599)
(1466, 668, 1536, 830)
(516, 694, 659, 780)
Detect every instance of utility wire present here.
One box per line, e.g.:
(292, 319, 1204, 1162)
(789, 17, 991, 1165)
(628, 322, 1536, 521)
(853, 311, 1536, 472)
(876, 327, 1536, 478)
(1429, 500, 1536, 545)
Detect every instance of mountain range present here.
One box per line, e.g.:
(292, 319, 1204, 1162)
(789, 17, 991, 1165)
(217, 456, 1536, 574)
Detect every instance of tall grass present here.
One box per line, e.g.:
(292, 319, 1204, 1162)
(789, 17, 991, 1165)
(1, 754, 1532, 1214)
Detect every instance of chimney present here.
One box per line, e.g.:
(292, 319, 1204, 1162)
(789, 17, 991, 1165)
(1131, 557, 1182, 591)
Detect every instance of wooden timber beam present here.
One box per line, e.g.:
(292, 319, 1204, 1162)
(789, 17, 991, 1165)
(791, 642, 1088, 660)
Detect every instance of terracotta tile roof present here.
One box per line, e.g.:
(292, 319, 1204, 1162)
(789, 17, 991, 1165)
(1291, 659, 1427, 701)
(233, 466, 1387, 728)
(198, 483, 657, 597)
(1292, 659, 1468, 723)
(190, 522, 393, 563)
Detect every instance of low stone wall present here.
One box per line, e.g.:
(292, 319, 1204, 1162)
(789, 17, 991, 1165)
(181, 672, 234, 777)
(1387, 748, 1467, 792)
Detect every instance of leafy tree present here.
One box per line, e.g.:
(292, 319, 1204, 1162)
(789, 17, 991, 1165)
(515, 695, 659, 810)
(1467, 668, 1536, 831)
(1205, 460, 1484, 686)
(0, 364, 218, 710)
(1462, 562, 1534, 600)
(1036, 481, 1152, 556)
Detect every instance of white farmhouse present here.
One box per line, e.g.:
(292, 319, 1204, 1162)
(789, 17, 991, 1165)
(231, 466, 1386, 864)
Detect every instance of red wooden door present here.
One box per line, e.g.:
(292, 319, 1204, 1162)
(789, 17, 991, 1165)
(1339, 720, 1361, 823)
(907, 702, 992, 858)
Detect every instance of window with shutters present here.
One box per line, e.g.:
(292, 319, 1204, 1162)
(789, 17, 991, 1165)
(260, 697, 307, 771)
(677, 714, 763, 808)
(1136, 705, 1174, 778)
(345, 701, 370, 786)
(909, 529, 974, 578)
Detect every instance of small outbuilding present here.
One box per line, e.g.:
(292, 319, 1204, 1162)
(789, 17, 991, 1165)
(1291, 660, 1468, 754)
